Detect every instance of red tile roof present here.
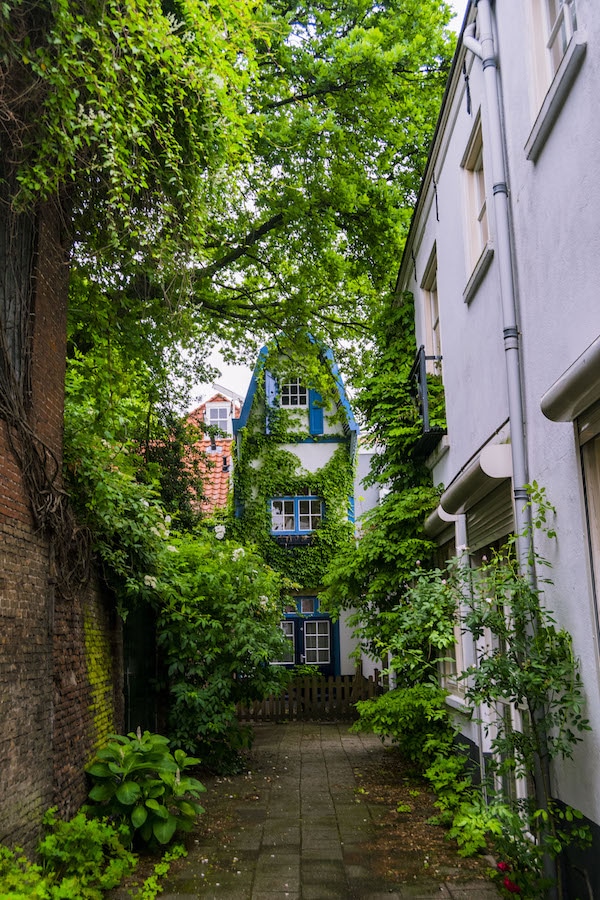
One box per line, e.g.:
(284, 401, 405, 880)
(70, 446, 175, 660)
(186, 393, 241, 516)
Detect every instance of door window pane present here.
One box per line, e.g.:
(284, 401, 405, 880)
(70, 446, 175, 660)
(305, 620, 330, 663)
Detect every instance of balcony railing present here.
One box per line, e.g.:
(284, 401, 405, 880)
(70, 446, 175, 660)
(409, 345, 446, 458)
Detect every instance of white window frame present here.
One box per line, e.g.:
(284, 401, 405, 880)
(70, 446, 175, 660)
(304, 620, 331, 665)
(462, 115, 490, 276)
(205, 403, 231, 437)
(271, 496, 323, 534)
(280, 378, 308, 408)
(421, 245, 442, 376)
(273, 620, 295, 665)
(526, 0, 586, 161)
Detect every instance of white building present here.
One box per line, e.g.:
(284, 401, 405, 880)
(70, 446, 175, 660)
(397, 0, 600, 892)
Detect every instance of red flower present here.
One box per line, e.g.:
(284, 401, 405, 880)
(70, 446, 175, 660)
(503, 876, 522, 894)
(497, 861, 511, 873)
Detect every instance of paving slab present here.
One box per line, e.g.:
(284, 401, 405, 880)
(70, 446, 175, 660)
(112, 722, 501, 899)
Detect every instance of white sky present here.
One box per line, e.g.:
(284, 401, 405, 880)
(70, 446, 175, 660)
(193, 1, 469, 404)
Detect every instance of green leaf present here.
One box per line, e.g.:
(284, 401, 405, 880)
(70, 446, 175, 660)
(116, 781, 142, 805)
(131, 804, 148, 828)
(153, 815, 178, 844)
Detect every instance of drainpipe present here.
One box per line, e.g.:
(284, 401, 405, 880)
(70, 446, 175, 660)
(463, 2, 532, 572)
(464, 6, 556, 895)
(456, 515, 487, 791)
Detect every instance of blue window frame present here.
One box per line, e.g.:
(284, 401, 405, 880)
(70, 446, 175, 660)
(271, 496, 323, 533)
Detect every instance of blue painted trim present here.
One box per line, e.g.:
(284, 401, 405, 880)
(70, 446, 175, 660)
(348, 495, 355, 525)
(234, 336, 359, 458)
(233, 344, 268, 434)
(331, 619, 340, 676)
(296, 436, 346, 444)
(308, 388, 324, 435)
(270, 495, 323, 534)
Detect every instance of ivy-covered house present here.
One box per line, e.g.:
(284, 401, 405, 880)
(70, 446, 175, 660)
(232, 337, 359, 676)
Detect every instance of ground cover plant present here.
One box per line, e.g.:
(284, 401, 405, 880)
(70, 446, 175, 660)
(349, 500, 593, 899)
(85, 730, 206, 848)
(0, 808, 136, 899)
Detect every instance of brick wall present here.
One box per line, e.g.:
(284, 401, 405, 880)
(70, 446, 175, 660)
(0, 201, 123, 852)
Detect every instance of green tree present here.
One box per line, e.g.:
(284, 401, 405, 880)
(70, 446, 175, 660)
(2, 0, 455, 356)
(321, 298, 440, 658)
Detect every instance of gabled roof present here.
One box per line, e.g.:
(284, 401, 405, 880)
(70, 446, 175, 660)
(233, 339, 359, 456)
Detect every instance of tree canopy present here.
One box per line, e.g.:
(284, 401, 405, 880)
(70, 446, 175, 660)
(2, 0, 455, 360)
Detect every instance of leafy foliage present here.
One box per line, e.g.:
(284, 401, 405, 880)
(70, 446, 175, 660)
(86, 730, 206, 847)
(2, 0, 455, 351)
(0, 809, 136, 899)
(156, 536, 289, 771)
(231, 338, 356, 589)
(321, 298, 439, 653)
(351, 684, 456, 766)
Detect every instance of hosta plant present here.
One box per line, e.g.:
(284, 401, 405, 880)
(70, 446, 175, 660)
(85, 730, 206, 847)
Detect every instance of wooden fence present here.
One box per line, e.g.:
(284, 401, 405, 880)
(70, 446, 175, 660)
(236, 672, 386, 723)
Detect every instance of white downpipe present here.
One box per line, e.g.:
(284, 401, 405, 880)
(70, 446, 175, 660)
(464, 8, 556, 895)
(465, 1, 532, 573)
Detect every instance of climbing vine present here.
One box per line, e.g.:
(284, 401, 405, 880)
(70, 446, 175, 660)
(231, 340, 356, 588)
(320, 296, 441, 648)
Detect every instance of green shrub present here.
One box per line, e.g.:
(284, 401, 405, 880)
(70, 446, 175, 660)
(351, 683, 455, 765)
(0, 809, 136, 900)
(86, 730, 205, 847)
(424, 750, 474, 824)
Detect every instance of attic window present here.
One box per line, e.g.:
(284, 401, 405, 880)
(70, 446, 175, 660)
(205, 403, 231, 436)
(281, 378, 308, 407)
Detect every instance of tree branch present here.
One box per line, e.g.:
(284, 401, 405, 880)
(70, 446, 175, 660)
(195, 212, 284, 281)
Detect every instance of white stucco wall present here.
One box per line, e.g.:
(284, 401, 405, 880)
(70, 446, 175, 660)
(398, 0, 600, 827)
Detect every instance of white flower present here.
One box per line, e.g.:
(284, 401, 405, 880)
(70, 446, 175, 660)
(143, 575, 158, 589)
(485, 597, 493, 605)
(167, 545, 178, 553)
(214, 524, 226, 540)
(232, 547, 245, 561)
(164, 515, 172, 525)
(150, 526, 160, 537)
(259, 595, 269, 607)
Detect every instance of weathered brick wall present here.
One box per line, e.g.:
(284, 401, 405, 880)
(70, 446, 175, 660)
(0, 460, 54, 848)
(0, 201, 123, 852)
(52, 576, 123, 821)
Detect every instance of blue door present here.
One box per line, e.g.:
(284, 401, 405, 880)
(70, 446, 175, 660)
(278, 597, 338, 676)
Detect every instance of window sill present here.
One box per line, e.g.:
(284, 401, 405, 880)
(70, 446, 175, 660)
(444, 691, 470, 716)
(525, 31, 587, 162)
(463, 241, 494, 305)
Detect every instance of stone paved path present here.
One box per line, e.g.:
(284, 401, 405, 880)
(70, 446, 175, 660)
(127, 723, 502, 899)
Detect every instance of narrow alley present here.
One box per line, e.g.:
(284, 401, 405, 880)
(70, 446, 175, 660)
(114, 723, 501, 900)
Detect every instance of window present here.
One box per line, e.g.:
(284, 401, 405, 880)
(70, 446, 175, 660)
(271, 496, 323, 533)
(580, 405, 600, 644)
(532, 0, 578, 98)
(281, 378, 308, 407)
(274, 620, 295, 664)
(462, 117, 489, 273)
(526, 0, 586, 160)
(546, 0, 578, 75)
(205, 403, 231, 436)
(300, 597, 316, 614)
(304, 620, 331, 664)
(421, 246, 442, 376)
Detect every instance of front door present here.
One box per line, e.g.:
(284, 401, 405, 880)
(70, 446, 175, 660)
(277, 596, 337, 676)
